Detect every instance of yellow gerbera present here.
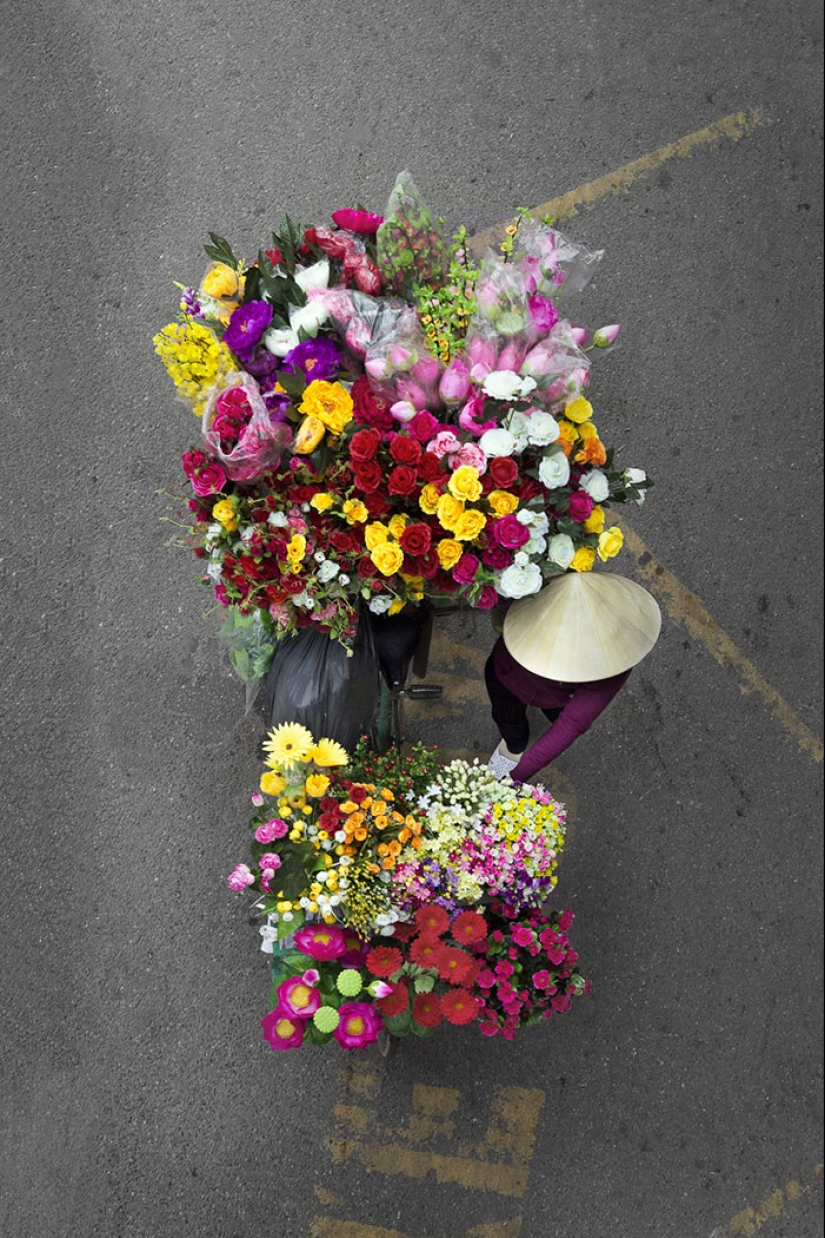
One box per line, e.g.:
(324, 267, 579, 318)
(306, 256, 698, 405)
(263, 722, 315, 767)
(308, 738, 350, 768)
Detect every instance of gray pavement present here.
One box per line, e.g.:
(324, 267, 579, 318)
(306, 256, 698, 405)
(1, 2, 822, 1237)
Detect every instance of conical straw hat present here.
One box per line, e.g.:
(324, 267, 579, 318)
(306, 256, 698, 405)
(502, 572, 661, 682)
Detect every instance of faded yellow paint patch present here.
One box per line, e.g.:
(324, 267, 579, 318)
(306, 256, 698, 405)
(618, 517, 823, 763)
(469, 108, 763, 255)
(311, 1220, 523, 1238)
(313, 1186, 346, 1210)
(718, 1163, 823, 1234)
(331, 1083, 545, 1198)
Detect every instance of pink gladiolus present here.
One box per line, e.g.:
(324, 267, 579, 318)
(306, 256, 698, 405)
(227, 864, 255, 891)
(438, 356, 471, 406)
(593, 323, 621, 348)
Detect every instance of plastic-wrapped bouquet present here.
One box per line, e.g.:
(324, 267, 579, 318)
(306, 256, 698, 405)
(155, 172, 652, 671)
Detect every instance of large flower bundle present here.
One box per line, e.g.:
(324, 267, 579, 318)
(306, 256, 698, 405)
(228, 723, 588, 1049)
(155, 172, 651, 653)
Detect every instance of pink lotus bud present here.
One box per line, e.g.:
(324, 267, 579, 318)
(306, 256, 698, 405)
(302, 969, 321, 985)
(466, 334, 498, 370)
(365, 356, 390, 379)
(458, 394, 497, 437)
(438, 356, 471, 406)
(389, 343, 417, 371)
(470, 361, 492, 383)
(593, 323, 621, 348)
(370, 980, 393, 998)
(412, 353, 442, 385)
(497, 339, 529, 373)
(569, 326, 588, 347)
(394, 378, 430, 410)
(389, 400, 418, 424)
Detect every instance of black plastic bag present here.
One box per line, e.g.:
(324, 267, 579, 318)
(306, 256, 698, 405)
(264, 618, 381, 752)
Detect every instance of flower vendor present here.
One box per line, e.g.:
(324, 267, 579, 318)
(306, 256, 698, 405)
(486, 572, 661, 782)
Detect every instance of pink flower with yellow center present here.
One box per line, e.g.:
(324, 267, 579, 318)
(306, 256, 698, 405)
(261, 1007, 305, 1051)
(277, 976, 321, 1019)
(333, 1001, 382, 1049)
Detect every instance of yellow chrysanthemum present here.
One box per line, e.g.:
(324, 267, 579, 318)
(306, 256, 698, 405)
(342, 499, 368, 525)
(570, 546, 596, 572)
(364, 522, 390, 552)
(263, 722, 316, 768)
(308, 738, 350, 768)
(299, 380, 354, 436)
(563, 396, 593, 425)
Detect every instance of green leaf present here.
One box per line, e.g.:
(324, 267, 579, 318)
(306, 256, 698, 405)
(276, 368, 307, 400)
(204, 232, 238, 268)
(413, 974, 435, 994)
(410, 1019, 438, 1038)
(381, 1008, 412, 1037)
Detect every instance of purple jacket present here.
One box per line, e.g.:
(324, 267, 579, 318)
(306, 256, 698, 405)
(493, 637, 630, 782)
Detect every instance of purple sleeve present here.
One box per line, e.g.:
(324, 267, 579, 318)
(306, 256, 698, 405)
(510, 671, 630, 783)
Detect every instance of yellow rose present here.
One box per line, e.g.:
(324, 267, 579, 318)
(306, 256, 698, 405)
(564, 396, 594, 424)
(260, 770, 286, 796)
(310, 493, 334, 512)
(387, 513, 408, 540)
(212, 499, 238, 532)
(557, 419, 579, 445)
(598, 526, 624, 561)
(200, 263, 240, 300)
(286, 534, 306, 564)
(364, 522, 390, 551)
(370, 542, 405, 576)
(453, 510, 488, 542)
(388, 598, 406, 616)
(342, 499, 368, 524)
(447, 465, 482, 502)
(487, 489, 519, 516)
(305, 773, 331, 798)
(419, 483, 441, 515)
(436, 492, 465, 532)
(299, 380, 354, 436)
(583, 504, 606, 534)
(293, 415, 326, 455)
(570, 546, 596, 572)
(578, 421, 599, 440)
(436, 538, 463, 570)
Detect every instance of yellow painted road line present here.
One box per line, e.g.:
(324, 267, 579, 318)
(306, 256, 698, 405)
(469, 107, 764, 254)
(710, 1163, 823, 1235)
(618, 518, 824, 764)
(312, 1221, 523, 1238)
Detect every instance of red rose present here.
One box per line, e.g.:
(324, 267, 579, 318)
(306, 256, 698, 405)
(417, 452, 443, 482)
(329, 530, 358, 554)
(364, 492, 389, 518)
(489, 456, 519, 488)
(399, 523, 432, 557)
(357, 557, 377, 579)
(415, 548, 441, 579)
(481, 544, 513, 570)
(280, 573, 307, 595)
(388, 466, 418, 496)
(349, 428, 382, 462)
(390, 435, 423, 466)
(519, 477, 545, 502)
(353, 460, 383, 492)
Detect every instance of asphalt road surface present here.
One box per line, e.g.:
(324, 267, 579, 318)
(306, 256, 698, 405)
(1, 2, 822, 1237)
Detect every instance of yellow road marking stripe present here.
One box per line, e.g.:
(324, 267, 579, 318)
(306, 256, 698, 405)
(312, 1221, 523, 1238)
(618, 518, 823, 763)
(469, 107, 763, 254)
(712, 1163, 823, 1235)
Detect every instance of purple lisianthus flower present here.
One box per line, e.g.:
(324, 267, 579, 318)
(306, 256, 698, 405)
(281, 337, 341, 382)
(223, 300, 274, 356)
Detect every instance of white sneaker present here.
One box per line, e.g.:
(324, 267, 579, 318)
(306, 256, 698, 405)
(488, 744, 519, 779)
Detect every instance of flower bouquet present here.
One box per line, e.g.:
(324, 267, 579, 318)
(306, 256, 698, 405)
(155, 173, 652, 684)
(228, 723, 589, 1049)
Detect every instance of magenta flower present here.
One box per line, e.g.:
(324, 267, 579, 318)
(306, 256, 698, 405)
(532, 970, 553, 990)
(331, 208, 383, 233)
(222, 300, 273, 356)
(438, 356, 471, 407)
(333, 1002, 382, 1049)
(512, 925, 535, 947)
(255, 817, 289, 843)
(258, 852, 282, 873)
(276, 976, 322, 1019)
(261, 1007, 305, 1051)
(293, 924, 348, 961)
(452, 554, 480, 585)
(281, 337, 341, 382)
(528, 294, 559, 333)
(409, 410, 440, 442)
(492, 515, 531, 550)
(226, 864, 255, 891)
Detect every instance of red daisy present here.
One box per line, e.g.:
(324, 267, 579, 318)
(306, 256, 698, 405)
(409, 935, 447, 970)
(390, 921, 417, 942)
(450, 910, 489, 946)
(414, 904, 450, 936)
(365, 945, 403, 979)
(440, 988, 481, 1026)
(436, 947, 473, 986)
(376, 980, 410, 1018)
(412, 992, 443, 1029)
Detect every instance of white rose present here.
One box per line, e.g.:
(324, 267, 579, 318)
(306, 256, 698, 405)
(479, 427, 517, 458)
(317, 560, 340, 583)
(525, 410, 560, 446)
(205, 560, 224, 583)
(505, 410, 531, 450)
(547, 533, 575, 569)
(623, 467, 647, 505)
(498, 561, 544, 599)
(289, 300, 328, 337)
(267, 511, 289, 527)
(523, 534, 547, 556)
(580, 468, 610, 502)
(368, 595, 393, 614)
(538, 450, 571, 489)
(293, 259, 330, 292)
(482, 370, 537, 401)
(263, 325, 300, 356)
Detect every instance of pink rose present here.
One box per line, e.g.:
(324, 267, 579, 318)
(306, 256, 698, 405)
(448, 442, 487, 474)
(452, 554, 480, 585)
(492, 515, 531, 549)
(191, 462, 227, 497)
(429, 430, 462, 459)
(567, 491, 594, 523)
